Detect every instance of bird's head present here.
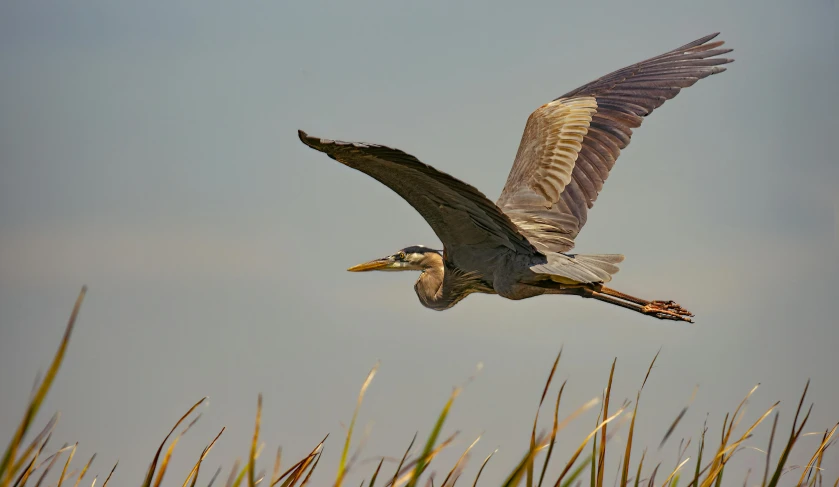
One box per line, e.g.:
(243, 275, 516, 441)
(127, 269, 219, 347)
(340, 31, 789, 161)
(347, 245, 442, 272)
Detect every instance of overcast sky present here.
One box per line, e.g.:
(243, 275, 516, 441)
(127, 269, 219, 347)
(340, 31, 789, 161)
(1, 1, 837, 484)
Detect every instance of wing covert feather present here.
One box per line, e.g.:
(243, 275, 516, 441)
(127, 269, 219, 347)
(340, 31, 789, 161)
(497, 33, 733, 252)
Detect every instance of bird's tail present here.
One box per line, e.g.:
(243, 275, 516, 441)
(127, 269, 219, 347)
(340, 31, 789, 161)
(530, 253, 625, 284)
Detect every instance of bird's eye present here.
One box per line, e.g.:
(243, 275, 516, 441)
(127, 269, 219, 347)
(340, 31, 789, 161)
(398, 251, 406, 260)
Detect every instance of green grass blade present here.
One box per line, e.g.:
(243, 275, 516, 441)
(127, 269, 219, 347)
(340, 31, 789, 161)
(501, 433, 550, 487)
(633, 449, 646, 487)
(231, 461, 249, 487)
(662, 459, 690, 487)
(691, 423, 706, 487)
(406, 387, 460, 487)
(390, 433, 458, 487)
(558, 453, 593, 487)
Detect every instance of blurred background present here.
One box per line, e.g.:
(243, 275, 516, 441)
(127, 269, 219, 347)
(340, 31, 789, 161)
(1, 0, 837, 483)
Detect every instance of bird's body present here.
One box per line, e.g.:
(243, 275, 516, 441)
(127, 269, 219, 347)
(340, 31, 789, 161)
(298, 33, 735, 322)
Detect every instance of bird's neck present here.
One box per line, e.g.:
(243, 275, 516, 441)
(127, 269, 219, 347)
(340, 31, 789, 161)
(413, 254, 449, 310)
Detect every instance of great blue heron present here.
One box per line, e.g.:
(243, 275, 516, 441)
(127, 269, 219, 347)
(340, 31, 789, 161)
(298, 33, 734, 322)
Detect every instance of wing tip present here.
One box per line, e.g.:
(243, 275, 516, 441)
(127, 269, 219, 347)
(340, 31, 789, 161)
(698, 32, 721, 44)
(298, 129, 331, 151)
(298, 129, 313, 144)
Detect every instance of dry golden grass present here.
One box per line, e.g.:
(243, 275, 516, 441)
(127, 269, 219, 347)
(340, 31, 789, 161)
(1, 286, 837, 487)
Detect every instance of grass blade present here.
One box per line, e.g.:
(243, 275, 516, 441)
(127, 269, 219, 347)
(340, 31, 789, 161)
(153, 414, 204, 487)
(597, 359, 616, 487)
(472, 449, 496, 487)
(406, 387, 461, 487)
(337, 363, 379, 487)
(251, 395, 262, 487)
(280, 447, 320, 487)
(369, 458, 385, 487)
(442, 436, 480, 487)
(183, 427, 225, 487)
(662, 458, 690, 487)
(633, 449, 646, 487)
(554, 404, 627, 487)
(56, 443, 77, 487)
(502, 433, 551, 487)
(530, 350, 562, 487)
(71, 454, 95, 487)
(622, 351, 659, 487)
(142, 397, 207, 487)
(389, 434, 417, 487)
(0, 286, 86, 487)
(538, 381, 566, 487)
(659, 386, 697, 451)
(767, 380, 811, 487)
(559, 452, 593, 487)
(272, 436, 326, 487)
(390, 433, 457, 487)
(101, 462, 118, 487)
(11, 431, 50, 487)
(33, 443, 70, 487)
(9, 414, 59, 480)
(797, 423, 838, 487)
(299, 449, 323, 487)
(206, 467, 222, 487)
(226, 460, 241, 487)
(272, 448, 282, 486)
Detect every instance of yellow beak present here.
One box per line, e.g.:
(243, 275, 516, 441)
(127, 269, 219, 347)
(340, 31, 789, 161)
(347, 259, 392, 272)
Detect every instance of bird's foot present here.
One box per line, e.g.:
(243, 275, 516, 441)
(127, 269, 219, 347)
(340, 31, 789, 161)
(642, 300, 694, 323)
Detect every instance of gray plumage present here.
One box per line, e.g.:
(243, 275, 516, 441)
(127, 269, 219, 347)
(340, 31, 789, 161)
(297, 33, 734, 322)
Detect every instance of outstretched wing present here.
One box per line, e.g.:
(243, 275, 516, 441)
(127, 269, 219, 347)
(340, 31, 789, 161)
(497, 33, 733, 252)
(298, 130, 539, 270)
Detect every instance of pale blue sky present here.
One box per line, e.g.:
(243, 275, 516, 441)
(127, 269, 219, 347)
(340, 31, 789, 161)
(1, 1, 837, 484)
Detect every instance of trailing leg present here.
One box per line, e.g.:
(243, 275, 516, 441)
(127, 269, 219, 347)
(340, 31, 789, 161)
(531, 278, 694, 322)
(591, 287, 694, 322)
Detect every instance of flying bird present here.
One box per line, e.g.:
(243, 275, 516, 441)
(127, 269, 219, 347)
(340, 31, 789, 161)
(298, 33, 734, 322)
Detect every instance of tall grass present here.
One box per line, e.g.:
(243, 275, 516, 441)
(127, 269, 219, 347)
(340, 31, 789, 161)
(1, 286, 836, 487)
